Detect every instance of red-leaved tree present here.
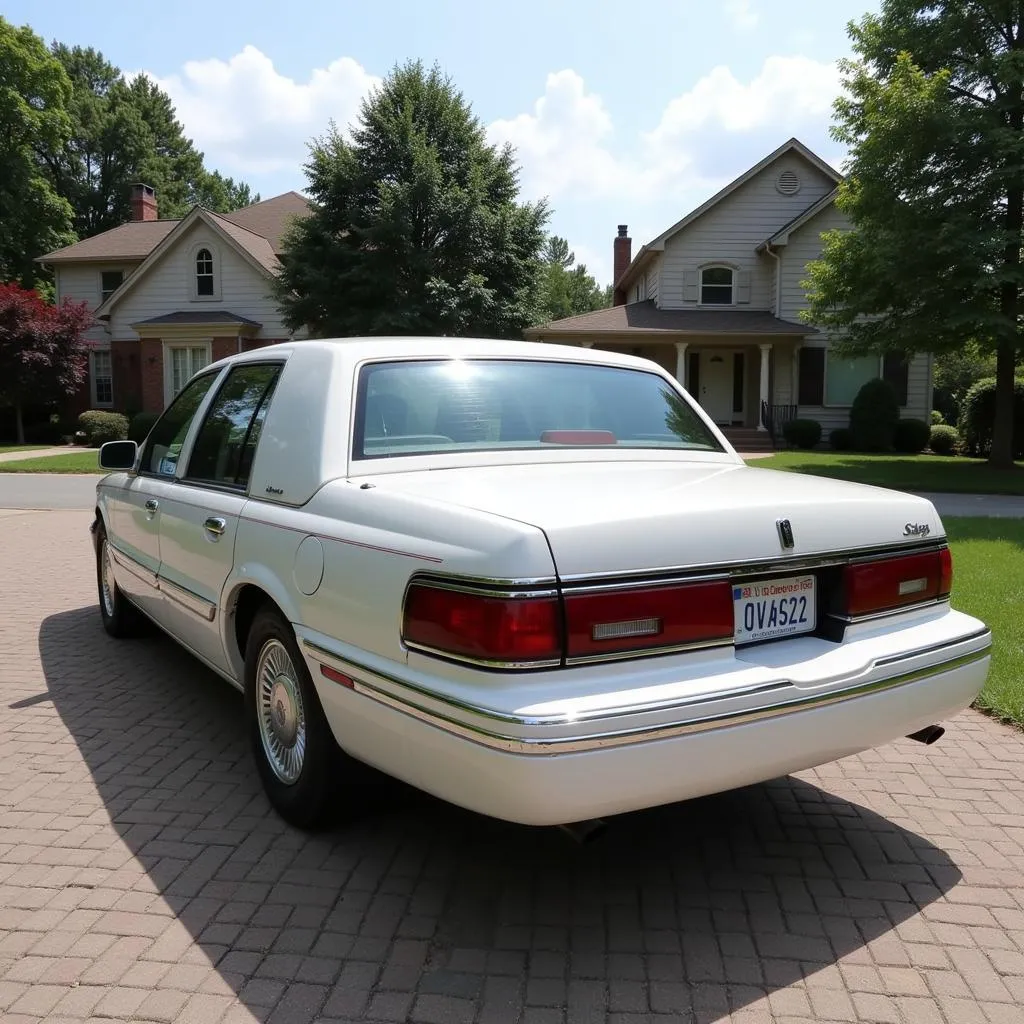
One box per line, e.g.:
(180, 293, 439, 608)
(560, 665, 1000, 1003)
(0, 284, 93, 444)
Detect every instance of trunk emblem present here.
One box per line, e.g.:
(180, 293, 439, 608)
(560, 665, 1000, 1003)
(777, 519, 795, 549)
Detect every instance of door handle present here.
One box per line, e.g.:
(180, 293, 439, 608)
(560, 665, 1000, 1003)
(204, 516, 227, 537)
(144, 499, 159, 513)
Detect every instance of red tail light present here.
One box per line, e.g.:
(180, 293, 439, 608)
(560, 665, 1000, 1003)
(844, 547, 952, 618)
(403, 583, 561, 665)
(564, 581, 734, 660)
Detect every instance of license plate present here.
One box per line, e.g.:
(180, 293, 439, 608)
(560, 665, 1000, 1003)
(733, 574, 816, 644)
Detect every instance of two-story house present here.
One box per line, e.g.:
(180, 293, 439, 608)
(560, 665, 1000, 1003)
(525, 138, 932, 449)
(36, 185, 310, 415)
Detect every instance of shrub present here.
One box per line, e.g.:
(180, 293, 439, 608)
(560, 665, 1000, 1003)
(77, 410, 129, 447)
(782, 418, 822, 450)
(850, 377, 900, 451)
(22, 420, 65, 445)
(929, 424, 959, 455)
(128, 411, 159, 443)
(930, 409, 944, 425)
(959, 376, 1024, 458)
(830, 427, 853, 451)
(893, 418, 931, 454)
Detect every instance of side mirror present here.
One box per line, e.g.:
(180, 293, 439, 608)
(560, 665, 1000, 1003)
(99, 440, 139, 471)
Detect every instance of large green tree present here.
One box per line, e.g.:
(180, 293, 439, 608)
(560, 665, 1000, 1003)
(805, 1, 1024, 468)
(275, 60, 549, 338)
(0, 18, 75, 288)
(44, 45, 257, 236)
(536, 236, 609, 323)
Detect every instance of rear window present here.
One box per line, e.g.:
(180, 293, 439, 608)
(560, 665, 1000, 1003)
(353, 358, 722, 460)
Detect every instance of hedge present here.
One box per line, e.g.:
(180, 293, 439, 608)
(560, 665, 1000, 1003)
(78, 410, 129, 447)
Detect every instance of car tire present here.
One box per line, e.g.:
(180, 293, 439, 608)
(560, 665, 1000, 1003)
(96, 522, 148, 639)
(244, 606, 345, 830)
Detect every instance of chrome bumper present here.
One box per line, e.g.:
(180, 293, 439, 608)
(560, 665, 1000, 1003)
(303, 626, 992, 757)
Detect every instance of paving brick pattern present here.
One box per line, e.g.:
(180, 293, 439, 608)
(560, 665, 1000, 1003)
(1, 509, 1023, 1024)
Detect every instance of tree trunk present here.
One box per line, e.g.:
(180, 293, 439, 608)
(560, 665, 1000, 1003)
(15, 404, 25, 446)
(991, 176, 1023, 469)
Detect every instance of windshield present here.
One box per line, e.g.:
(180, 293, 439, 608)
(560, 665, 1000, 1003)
(352, 358, 723, 460)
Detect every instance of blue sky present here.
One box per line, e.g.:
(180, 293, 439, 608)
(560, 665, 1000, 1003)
(15, 0, 878, 284)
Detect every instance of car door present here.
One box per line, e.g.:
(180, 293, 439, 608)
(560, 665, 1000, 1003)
(154, 362, 284, 677)
(104, 371, 220, 619)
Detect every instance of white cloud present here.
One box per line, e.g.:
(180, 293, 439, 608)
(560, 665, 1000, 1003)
(646, 55, 840, 141)
(489, 56, 842, 206)
(725, 0, 759, 31)
(135, 46, 379, 176)
(487, 70, 641, 201)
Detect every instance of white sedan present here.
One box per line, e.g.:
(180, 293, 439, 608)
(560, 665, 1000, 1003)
(92, 338, 991, 832)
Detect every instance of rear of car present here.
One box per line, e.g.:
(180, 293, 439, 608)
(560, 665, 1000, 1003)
(294, 350, 991, 826)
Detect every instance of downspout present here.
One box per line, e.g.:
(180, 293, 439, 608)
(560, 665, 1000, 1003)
(765, 241, 782, 316)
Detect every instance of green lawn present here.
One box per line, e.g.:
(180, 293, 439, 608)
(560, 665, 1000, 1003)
(0, 451, 101, 473)
(945, 517, 1024, 727)
(0, 444, 48, 455)
(758, 451, 1024, 495)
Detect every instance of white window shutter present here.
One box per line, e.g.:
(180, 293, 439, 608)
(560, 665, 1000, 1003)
(737, 270, 752, 304)
(682, 270, 698, 302)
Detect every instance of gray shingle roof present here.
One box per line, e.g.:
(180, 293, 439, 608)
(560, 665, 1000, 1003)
(131, 311, 262, 328)
(525, 301, 816, 337)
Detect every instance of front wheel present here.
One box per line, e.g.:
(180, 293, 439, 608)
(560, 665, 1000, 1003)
(244, 607, 343, 829)
(96, 522, 147, 638)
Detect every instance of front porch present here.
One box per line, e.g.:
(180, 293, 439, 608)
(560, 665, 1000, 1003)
(582, 337, 800, 445)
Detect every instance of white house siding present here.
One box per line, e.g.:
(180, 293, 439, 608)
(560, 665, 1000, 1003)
(109, 221, 292, 340)
(660, 154, 836, 310)
(777, 203, 849, 323)
(55, 262, 142, 344)
(646, 261, 659, 304)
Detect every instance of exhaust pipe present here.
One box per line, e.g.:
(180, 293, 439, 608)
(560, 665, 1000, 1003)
(907, 725, 945, 745)
(558, 818, 607, 844)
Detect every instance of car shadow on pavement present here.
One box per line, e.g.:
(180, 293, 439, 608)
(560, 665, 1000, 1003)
(38, 605, 962, 1023)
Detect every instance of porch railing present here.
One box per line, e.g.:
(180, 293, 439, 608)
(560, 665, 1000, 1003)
(760, 401, 798, 447)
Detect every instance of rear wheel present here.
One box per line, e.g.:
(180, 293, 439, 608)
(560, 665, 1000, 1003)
(96, 522, 147, 638)
(245, 607, 344, 829)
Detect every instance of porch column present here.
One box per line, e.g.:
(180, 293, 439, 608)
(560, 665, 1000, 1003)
(674, 342, 688, 387)
(757, 343, 772, 431)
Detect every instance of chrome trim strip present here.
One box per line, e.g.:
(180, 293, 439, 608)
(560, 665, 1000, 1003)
(564, 636, 734, 666)
(874, 626, 990, 667)
(159, 576, 216, 622)
(303, 630, 991, 754)
(830, 597, 951, 626)
(406, 577, 559, 600)
(109, 544, 158, 590)
(403, 640, 563, 671)
(557, 539, 946, 586)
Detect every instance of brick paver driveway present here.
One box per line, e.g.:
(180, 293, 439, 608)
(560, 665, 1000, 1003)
(2, 508, 1023, 1024)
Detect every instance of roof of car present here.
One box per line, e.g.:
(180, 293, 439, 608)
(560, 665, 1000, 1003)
(211, 337, 657, 371)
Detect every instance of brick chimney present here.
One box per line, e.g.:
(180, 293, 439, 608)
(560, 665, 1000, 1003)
(130, 183, 158, 222)
(612, 224, 631, 306)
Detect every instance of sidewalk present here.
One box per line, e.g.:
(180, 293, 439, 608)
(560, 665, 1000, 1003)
(0, 445, 75, 463)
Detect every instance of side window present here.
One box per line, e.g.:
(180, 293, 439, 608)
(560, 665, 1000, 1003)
(141, 373, 218, 477)
(185, 364, 281, 489)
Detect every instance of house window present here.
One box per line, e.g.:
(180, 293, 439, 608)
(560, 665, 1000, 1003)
(797, 347, 825, 406)
(700, 266, 734, 305)
(91, 350, 113, 408)
(166, 344, 212, 404)
(195, 248, 215, 297)
(100, 271, 123, 303)
(882, 352, 910, 406)
(825, 353, 879, 406)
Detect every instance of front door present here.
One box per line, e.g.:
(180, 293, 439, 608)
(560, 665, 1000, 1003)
(156, 361, 283, 676)
(107, 371, 221, 618)
(699, 351, 734, 424)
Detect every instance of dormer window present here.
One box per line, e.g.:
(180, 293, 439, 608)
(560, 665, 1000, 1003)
(700, 266, 734, 305)
(195, 248, 215, 296)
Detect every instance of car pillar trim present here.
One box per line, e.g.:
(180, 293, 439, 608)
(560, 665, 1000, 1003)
(302, 632, 991, 757)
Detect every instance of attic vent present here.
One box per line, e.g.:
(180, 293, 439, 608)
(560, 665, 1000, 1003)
(777, 169, 801, 195)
